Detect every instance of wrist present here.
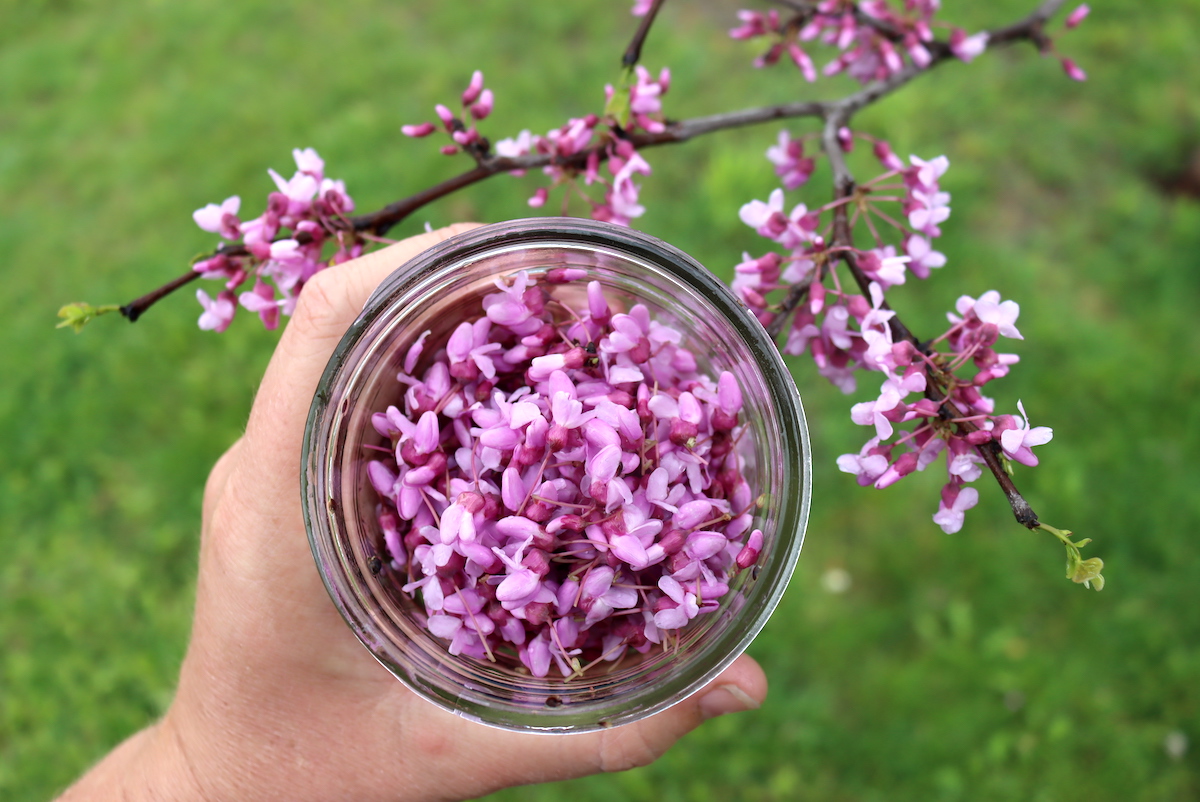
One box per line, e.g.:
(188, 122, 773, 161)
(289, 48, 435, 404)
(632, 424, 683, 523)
(57, 717, 208, 802)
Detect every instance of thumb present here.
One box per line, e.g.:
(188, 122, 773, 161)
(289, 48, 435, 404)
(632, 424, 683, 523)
(566, 654, 769, 775)
(437, 653, 768, 794)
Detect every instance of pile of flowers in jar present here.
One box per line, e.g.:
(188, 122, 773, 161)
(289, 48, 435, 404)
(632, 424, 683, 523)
(365, 268, 764, 678)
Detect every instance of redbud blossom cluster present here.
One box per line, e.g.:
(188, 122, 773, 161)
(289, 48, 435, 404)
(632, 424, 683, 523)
(724, 0, 1090, 84)
(728, 0, 989, 81)
(366, 270, 761, 676)
(732, 130, 1052, 533)
(174, 0, 1093, 577)
(190, 148, 358, 331)
(403, 69, 670, 226)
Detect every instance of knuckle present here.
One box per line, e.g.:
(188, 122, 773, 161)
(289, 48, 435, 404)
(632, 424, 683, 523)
(202, 440, 242, 522)
(289, 270, 345, 341)
(597, 728, 664, 773)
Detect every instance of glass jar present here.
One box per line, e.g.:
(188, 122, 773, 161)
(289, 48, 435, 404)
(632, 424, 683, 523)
(302, 218, 809, 732)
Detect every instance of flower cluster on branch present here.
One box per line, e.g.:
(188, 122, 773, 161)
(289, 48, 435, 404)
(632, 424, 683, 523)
(60, 0, 1102, 590)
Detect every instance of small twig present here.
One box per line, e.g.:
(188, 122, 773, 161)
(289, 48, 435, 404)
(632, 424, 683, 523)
(624, 0, 668, 68)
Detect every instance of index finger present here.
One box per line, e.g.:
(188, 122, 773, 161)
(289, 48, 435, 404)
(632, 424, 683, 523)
(243, 224, 481, 492)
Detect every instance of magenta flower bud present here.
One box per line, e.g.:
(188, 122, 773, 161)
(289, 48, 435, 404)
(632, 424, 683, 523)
(398, 439, 429, 467)
(803, 280, 826, 314)
(711, 409, 737, 432)
(555, 514, 585, 533)
(892, 340, 917, 366)
(735, 528, 764, 569)
(523, 500, 553, 523)
(587, 281, 610, 323)
(524, 602, 552, 626)
(401, 122, 437, 138)
(1065, 4, 1089, 28)
(909, 398, 941, 418)
(403, 529, 425, 554)
(435, 550, 466, 578)
(457, 491, 485, 514)
(449, 359, 479, 381)
(847, 293, 871, 321)
(522, 548, 551, 578)
(1061, 57, 1087, 81)
(531, 528, 557, 552)
(435, 103, 455, 127)
(470, 89, 494, 120)
(735, 544, 759, 570)
(669, 418, 698, 447)
(461, 70, 484, 105)
(439, 144, 459, 156)
(485, 600, 507, 623)
(562, 345, 586, 370)
(667, 550, 692, 575)
(481, 494, 501, 520)
(837, 126, 854, 152)
(966, 429, 994, 446)
(873, 140, 905, 171)
(520, 287, 545, 316)
(546, 267, 588, 284)
(658, 529, 687, 555)
(873, 451, 919, 489)
(528, 187, 549, 208)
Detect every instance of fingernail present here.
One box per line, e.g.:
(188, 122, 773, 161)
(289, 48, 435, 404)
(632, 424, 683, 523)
(699, 683, 760, 720)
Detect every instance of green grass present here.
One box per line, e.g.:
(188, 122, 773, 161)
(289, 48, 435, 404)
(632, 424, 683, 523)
(2, 1, 1198, 799)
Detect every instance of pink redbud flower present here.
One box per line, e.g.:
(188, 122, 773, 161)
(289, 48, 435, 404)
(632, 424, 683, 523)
(470, 89, 494, 120)
(238, 279, 281, 330)
(196, 288, 236, 332)
(766, 130, 816, 189)
(949, 29, 989, 63)
(401, 122, 437, 138)
(631, 0, 653, 16)
(1066, 4, 1090, 28)
(461, 70, 485, 105)
(998, 400, 1053, 467)
(933, 481, 979, 534)
(192, 196, 242, 240)
(292, 147, 325, 179)
(904, 235, 946, 279)
(1061, 58, 1088, 81)
(950, 290, 1023, 340)
(837, 437, 891, 486)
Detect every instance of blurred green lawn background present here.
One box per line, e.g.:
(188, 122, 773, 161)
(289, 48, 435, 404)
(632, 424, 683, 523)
(2, 1, 1198, 799)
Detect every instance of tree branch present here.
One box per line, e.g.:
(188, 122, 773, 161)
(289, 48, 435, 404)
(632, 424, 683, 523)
(117, 0, 1068, 324)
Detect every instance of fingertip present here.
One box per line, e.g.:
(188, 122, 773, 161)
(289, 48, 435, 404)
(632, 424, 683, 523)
(697, 654, 768, 720)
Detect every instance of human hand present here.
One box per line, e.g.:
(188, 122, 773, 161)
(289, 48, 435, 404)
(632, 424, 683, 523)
(60, 224, 767, 802)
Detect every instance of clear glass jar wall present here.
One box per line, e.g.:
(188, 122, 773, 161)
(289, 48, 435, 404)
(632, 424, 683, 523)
(303, 218, 810, 732)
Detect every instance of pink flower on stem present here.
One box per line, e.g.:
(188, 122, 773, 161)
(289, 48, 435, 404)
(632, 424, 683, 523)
(904, 234, 946, 279)
(996, 400, 1053, 467)
(238, 279, 281, 330)
(766, 131, 816, 190)
(933, 481, 979, 534)
(193, 196, 242, 240)
(1065, 4, 1090, 29)
(196, 288, 236, 332)
(949, 29, 989, 63)
(1061, 58, 1087, 82)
